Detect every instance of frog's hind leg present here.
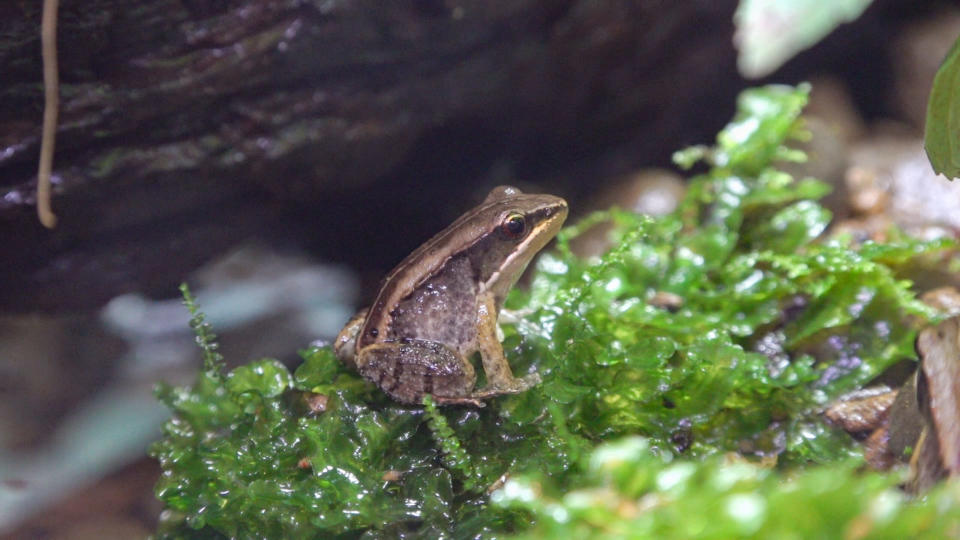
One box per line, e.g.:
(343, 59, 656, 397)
(358, 340, 480, 406)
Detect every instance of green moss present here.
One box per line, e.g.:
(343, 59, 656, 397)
(494, 436, 960, 539)
(151, 84, 958, 538)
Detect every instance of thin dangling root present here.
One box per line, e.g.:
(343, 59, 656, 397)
(37, 0, 60, 229)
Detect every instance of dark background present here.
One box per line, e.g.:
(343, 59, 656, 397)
(0, 0, 945, 312)
(1, 0, 957, 537)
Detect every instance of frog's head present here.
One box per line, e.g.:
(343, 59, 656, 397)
(470, 186, 568, 302)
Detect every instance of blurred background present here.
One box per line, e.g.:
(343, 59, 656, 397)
(1, 0, 959, 537)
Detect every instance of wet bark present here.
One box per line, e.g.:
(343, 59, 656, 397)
(0, 0, 741, 311)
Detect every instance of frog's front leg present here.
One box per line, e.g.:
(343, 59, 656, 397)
(470, 291, 541, 399)
(357, 340, 483, 406)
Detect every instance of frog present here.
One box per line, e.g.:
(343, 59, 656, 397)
(334, 185, 568, 407)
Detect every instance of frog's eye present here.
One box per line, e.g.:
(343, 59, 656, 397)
(500, 213, 526, 239)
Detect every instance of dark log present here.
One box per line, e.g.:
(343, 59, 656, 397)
(2, 0, 745, 311)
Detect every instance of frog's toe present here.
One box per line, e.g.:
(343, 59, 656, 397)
(502, 372, 541, 392)
(472, 373, 541, 398)
(433, 395, 487, 408)
(520, 372, 542, 386)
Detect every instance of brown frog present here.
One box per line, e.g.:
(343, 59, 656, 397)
(335, 186, 568, 407)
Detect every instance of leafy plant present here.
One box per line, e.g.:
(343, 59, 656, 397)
(151, 84, 957, 538)
(925, 33, 960, 180)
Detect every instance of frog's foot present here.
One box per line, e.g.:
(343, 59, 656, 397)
(471, 372, 541, 399)
(433, 395, 487, 408)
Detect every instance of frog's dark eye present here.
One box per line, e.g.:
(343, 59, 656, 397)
(500, 213, 526, 239)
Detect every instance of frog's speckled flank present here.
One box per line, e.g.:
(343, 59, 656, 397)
(335, 185, 567, 406)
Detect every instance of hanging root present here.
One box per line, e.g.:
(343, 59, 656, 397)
(37, 0, 59, 229)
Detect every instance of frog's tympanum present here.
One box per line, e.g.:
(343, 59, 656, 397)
(335, 186, 568, 407)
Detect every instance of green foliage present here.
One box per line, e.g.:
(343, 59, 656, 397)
(673, 84, 812, 174)
(152, 84, 958, 538)
(494, 436, 960, 539)
(154, 347, 443, 538)
(925, 34, 960, 179)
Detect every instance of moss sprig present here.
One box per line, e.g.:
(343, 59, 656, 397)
(423, 395, 482, 492)
(179, 283, 224, 374)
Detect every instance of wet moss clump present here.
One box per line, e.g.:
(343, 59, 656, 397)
(494, 437, 960, 538)
(151, 84, 960, 538)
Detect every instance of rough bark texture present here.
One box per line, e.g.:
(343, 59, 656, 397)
(2, 0, 744, 311)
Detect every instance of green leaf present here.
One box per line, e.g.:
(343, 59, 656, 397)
(542, 377, 594, 404)
(226, 358, 293, 398)
(745, 200, 832, 253)
(735, 0, 875, 78)
(924, 34, 960, 179)
(716, 85, 810, 175)
(292, 346, 343, 390)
